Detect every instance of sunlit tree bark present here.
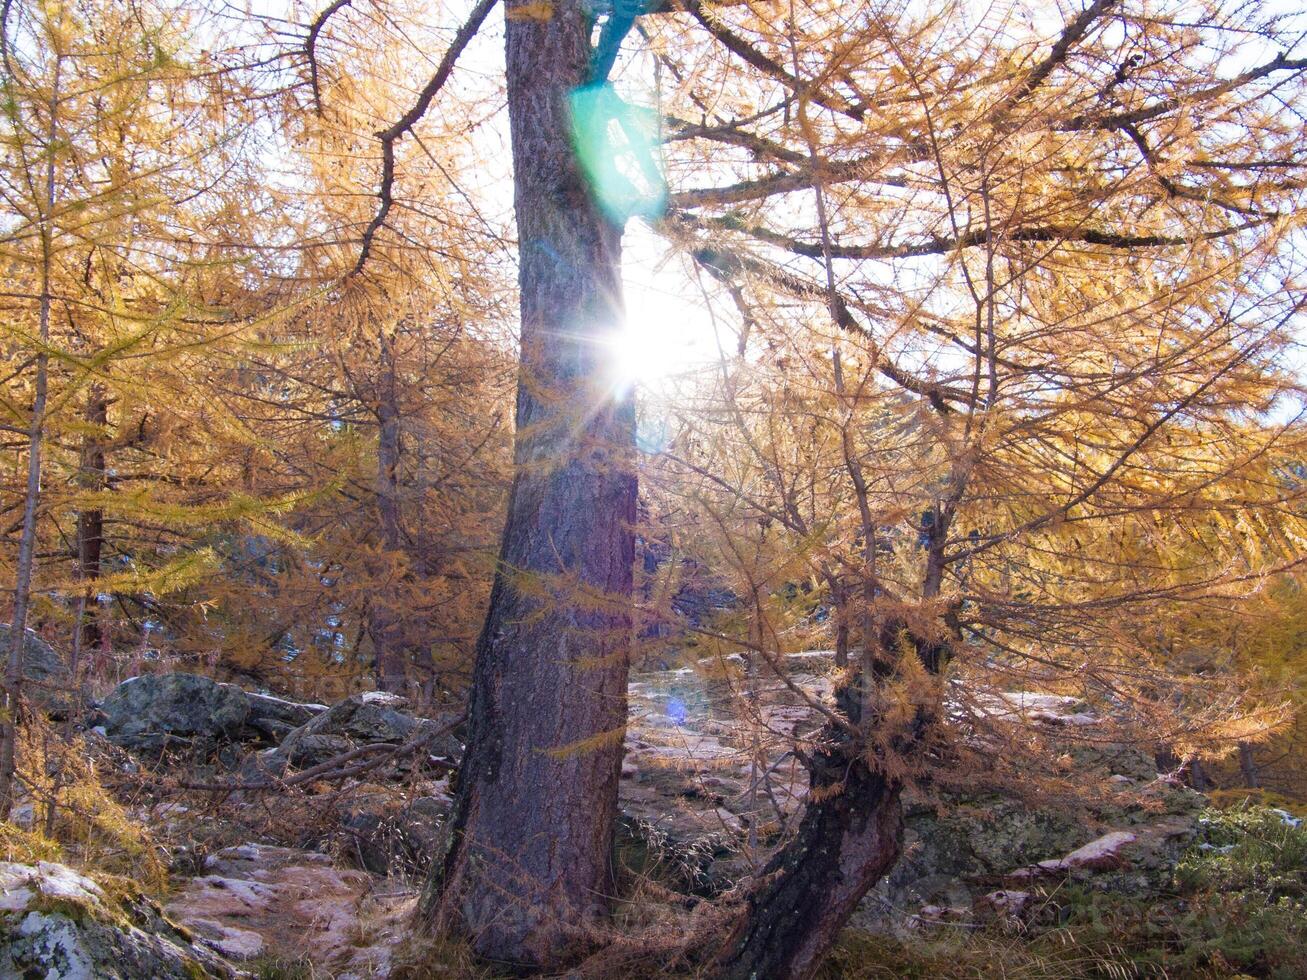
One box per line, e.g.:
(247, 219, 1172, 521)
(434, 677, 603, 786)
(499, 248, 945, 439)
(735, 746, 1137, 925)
(420, 0, 637, 965)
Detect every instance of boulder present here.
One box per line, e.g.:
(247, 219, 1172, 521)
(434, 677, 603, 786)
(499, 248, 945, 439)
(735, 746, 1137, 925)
(0, 623, 70, 714)
(244, 692, 326, 742)
(100, 673, 250, 755)
(98, 673, 329, 756)
(0, 860, 239, 979)
(243, 691, 461, 780)
(851, 787, 1203, 932)
(1033, 830, 1137, 874)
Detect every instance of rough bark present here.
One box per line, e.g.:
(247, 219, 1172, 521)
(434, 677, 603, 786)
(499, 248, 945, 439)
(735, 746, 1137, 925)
(711, 615, 949, 979)
(421, 0, 636, 967)
(712, 726, 903, 979)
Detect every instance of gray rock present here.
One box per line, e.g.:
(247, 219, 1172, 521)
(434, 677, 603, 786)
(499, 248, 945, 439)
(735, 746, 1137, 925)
(98, 673, 329, 755)
(0, 860, 239, 979)
(0, 624, 69, 714)
(625, 658, 1207, 932)
(100, 673, 250, 756)
(246, 691, 461, 780)
(243, 692, 325, 742)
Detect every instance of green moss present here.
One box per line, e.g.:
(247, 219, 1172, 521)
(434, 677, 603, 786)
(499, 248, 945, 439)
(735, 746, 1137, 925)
(830, 806, 1307, 980)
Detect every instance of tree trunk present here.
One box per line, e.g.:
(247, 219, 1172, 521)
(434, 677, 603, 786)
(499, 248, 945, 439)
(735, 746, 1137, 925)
(0, 55, 60, 817)
(711, 615, 948, 980)
(1238, 741, 1259, 790)
(1155, 744, 1180, 776)
(712, 724, 903, 979)
(75, 386, 107, 656)
(369, 338, 408, 695)
(421, 0, 636, 967)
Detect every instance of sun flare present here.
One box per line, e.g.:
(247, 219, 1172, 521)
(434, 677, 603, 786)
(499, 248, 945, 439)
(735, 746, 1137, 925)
(607, 231, 724, 391)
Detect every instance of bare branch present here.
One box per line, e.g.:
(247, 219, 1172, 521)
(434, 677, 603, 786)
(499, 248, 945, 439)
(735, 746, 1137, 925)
(685, 239, 970, 412)
(680, 0, 864, 121)
(160, 715, 465, 793)
(351, 0, 500, 277)
(1062, 50, 1307, 132)
(688, 211, 1271, 259)
(993, 0, 1117, 117)
(304, 0, 354, 115)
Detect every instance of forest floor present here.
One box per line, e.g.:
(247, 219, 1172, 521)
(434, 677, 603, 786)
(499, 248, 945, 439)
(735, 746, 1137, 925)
(5, 654, 1307, 978)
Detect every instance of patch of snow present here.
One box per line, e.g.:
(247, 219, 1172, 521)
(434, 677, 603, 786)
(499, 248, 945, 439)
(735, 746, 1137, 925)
(0, 862, 107, 916)
(971, 691, 1102, 727)
(187, 876, 281, 911)
(1039, 831, 1136, 872)
(186, 917, 267, 959)
(1271, 808, 1303, 829)
(357, 690, 406, 706)
(252, 692, 328, 711)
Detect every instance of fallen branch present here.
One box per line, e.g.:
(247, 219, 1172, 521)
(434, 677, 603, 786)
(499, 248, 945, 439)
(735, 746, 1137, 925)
(125, 714, 464, 794)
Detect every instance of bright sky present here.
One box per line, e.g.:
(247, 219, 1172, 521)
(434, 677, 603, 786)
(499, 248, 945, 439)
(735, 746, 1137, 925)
(614, 222, 735, 395)
(224, 0, 1306, 410)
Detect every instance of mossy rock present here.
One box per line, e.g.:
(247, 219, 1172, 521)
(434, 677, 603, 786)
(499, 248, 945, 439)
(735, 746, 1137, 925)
(899, 797, 1088, 882)
(0, 861, 240, 979)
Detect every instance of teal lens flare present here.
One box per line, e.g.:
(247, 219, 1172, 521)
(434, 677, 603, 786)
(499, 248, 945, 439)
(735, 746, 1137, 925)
(570, 82, 667, 225)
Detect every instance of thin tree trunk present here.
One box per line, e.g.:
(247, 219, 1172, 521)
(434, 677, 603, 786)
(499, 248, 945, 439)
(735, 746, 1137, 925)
(421, 0, 636, 966)
(0, 54, 60, 817)
(370, 336, 408, 695)
(0, 351, 49, 817)
(75, 385, 106, 656)
(1155, 744, 1180, 776)
(1238, 742, 1258, 789)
